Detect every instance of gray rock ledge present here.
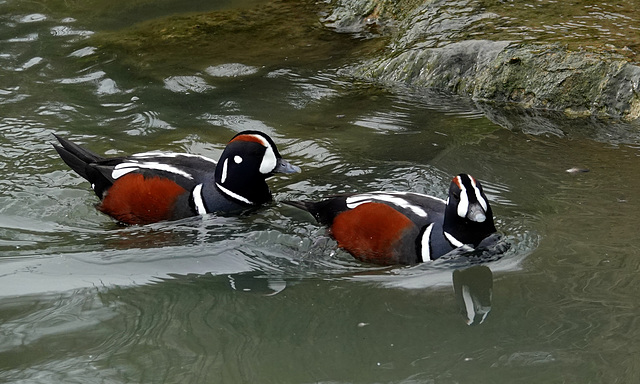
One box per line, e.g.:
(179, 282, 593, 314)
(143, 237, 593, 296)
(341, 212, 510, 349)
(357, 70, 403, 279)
(352, 41, 640, 121)
(328, 0, 640, 122)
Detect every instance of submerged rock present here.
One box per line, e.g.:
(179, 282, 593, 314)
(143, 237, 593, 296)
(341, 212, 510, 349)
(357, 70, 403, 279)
(354, 41, 640, 121)
(92, 0, 384, 76)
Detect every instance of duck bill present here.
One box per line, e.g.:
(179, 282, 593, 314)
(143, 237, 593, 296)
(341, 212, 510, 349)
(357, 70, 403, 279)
(273, 158, 301, 174)
(466, 204, 487, 223)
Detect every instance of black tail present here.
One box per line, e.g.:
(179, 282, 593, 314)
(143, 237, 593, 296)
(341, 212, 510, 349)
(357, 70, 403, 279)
(282, 198, 346, 226)
(282, 200, 321, 221)
(282, 200, 312, 212)
(52, 134, 104, 181)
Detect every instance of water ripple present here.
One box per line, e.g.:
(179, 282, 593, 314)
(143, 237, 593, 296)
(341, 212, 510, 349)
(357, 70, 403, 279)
(15, 56, 43, 71)
(56, 70, 105, 84)
(7, 33, 38, 43)
(204, 63, 260, 77)
(18, 14, 47, 23)
(126, 110, 174, 134)
(163, 76, 214, 94)
(353, 110, 410, 132)
(96, 78, 120, 95)
(68, 46, 97, 58)
(199, 113, 274, 135)
(35, 102, 80, 121)
(49, 25, 93, 37)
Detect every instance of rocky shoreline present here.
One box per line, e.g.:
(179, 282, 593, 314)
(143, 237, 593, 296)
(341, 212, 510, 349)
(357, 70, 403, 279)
(326, 0, 640, 122)
(90, 0, 640, 129)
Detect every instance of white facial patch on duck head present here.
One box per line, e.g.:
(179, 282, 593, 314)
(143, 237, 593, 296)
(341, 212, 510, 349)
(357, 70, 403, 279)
(456, 176, 469, 219)
(228, 132, 280, 175)
(221, 158, 229, 184)
(453, 175, 488, 222)
(259, 145, 277, 174)
(469, 176, 488, 212)
(456, 183, 469, 219)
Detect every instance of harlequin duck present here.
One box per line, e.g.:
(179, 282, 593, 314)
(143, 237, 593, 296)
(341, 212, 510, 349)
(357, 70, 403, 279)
(53, 130, 300, 225)
(285, 174, 496, 265)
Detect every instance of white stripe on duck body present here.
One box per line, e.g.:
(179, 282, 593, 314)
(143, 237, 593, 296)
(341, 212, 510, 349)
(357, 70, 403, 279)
(53, 130, 301, 225)
(285, 174, 496, 265)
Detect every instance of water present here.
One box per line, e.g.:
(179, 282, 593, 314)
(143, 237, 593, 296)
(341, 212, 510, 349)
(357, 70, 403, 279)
(1, 0, 640, 383)
(480, 0, 640, 63)
(395, 0, 640, 63)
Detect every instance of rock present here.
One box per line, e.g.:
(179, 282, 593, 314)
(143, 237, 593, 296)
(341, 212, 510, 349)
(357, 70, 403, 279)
(354, 41, 640, 120)
(328, 0, 640, 122)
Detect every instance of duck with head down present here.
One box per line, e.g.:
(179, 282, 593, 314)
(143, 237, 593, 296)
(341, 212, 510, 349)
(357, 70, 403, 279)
(285, 174, 497, 265)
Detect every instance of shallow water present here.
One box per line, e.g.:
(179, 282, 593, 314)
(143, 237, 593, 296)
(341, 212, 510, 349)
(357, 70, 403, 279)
(394, 0, 640, 63)
(1, 0, 640, 383)
(480, 0, 640, 62)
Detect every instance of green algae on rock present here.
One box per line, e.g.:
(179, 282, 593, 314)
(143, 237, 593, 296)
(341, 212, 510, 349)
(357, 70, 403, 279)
(87, 0, 640, 121)
(91, 0, 384, 76)
(328, 0, 640, 121)
(353, 41, 640, 121)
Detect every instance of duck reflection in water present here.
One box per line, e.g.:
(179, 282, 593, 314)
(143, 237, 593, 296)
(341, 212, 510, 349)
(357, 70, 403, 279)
(453, 265, 493, 326)
(445, 232, 507, 325)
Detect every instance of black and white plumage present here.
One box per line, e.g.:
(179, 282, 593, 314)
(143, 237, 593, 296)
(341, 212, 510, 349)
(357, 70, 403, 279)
(285, 174, 497, 265)
(53, 130, 300, 225)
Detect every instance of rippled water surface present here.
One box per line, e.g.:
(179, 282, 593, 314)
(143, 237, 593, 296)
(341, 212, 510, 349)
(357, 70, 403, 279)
(1, 0, 640, 383)
(480, 0, 640, 62)
(398, 0, 640, 62)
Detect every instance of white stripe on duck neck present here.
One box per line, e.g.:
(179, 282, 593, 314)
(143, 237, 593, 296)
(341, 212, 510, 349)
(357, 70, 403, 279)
(192, 184, 207, 214)
(215, 182, 253, 205)
(420, 223, 435, 262)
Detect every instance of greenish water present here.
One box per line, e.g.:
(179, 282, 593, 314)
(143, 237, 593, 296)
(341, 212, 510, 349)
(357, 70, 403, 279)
(390, 0, 640, 63)
(479, 0, 640, 63)
(1, 0, 640, 383)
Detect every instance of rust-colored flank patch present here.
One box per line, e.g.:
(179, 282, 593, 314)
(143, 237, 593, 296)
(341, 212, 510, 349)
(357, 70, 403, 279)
(331, 202, 414, 264)
(99, 173, 187, 225)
